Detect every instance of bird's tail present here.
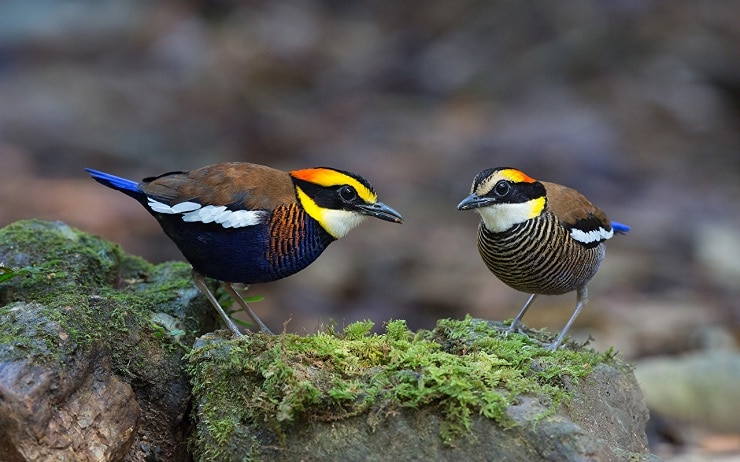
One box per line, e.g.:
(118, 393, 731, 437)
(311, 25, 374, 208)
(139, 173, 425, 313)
(611, 221, 630, 234)
(85, 168, 143, 199)
(85, 168, 139, 192)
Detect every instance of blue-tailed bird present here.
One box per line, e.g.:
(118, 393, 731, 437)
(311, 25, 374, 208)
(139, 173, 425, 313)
(87, 162, 402, 336)
(458, 167, 629, 350)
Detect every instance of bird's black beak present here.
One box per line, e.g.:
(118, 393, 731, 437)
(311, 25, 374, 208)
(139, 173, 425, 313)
(356, 201, 403, 223)
(457, 194, 494, 211)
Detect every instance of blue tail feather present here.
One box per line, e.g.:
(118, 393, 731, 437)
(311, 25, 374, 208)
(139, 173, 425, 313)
(85, 168, 140, 193)
(611, 221, 630, 234)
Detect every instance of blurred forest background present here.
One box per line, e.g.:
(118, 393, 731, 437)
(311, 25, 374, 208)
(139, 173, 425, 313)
(1, 1, 738, 460)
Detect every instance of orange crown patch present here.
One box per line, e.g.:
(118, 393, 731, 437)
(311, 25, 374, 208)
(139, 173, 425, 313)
(290, 168, 377, 203)
(501, 168, 537, 184)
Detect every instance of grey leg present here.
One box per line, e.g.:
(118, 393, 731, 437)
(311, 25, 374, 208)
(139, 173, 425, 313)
(192, 271, 244, 337)
(221, 282, 274, 335)
(545, 286, 588, 351)
(506, 293, 538, 334)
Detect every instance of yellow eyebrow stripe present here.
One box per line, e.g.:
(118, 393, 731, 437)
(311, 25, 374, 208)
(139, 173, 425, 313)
(290, 168, 377, 203)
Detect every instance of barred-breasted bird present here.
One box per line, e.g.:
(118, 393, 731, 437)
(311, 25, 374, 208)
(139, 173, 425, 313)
(457, 167, 629, 350)
(86, 162, 403, 336)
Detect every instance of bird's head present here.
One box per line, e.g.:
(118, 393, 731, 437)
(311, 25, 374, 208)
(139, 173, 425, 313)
(457, 167, 546, 233)
(290, 167, 403, 239)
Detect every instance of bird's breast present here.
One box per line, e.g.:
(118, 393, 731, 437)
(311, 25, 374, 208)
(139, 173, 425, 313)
(264, 203, 336, 279)
(477, 213, 605, 295)
(153, 204, 334, 284)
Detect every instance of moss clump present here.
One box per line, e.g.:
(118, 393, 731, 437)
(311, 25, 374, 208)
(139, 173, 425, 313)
(0, 219, 218, 460)
(187, 316, 616, 460)
(0, 220, 207, 375)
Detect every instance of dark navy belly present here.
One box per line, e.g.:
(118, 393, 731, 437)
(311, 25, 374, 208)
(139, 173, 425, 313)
(152, 210, 334, 284)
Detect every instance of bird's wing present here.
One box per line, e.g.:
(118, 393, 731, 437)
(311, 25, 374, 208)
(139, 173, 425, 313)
(140, 162, 297, 211)
(542, 181, 614, 246)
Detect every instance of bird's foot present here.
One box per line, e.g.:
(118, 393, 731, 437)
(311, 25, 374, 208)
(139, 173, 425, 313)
(539, 339, 562, 351)
(502, 322, 564, 351)
(502, 320, 528, 337)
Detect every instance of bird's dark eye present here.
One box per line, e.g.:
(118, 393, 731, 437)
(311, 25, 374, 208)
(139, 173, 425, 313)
(494, 180, 510, 196)
(339, 185, 358, 202)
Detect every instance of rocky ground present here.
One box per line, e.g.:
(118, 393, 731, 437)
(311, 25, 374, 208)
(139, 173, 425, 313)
(1, 1, 739, 460)
(1, 220, 653, 461)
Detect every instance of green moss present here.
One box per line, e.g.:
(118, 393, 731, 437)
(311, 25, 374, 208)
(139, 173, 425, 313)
(0, 220, 206, 376)
(0, 220, 625, 460)
(187, 316, 615, 459)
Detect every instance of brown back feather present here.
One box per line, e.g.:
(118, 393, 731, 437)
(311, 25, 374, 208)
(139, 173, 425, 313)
(542, 181, 611, 229)
(139, 162, 297, 210)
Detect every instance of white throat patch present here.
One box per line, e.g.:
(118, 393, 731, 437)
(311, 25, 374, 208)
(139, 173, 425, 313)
(294, 186, 368, 239)
(477, 200, 540, 233)
(147, 198, 267, 229)
(319, 209, 367, 239)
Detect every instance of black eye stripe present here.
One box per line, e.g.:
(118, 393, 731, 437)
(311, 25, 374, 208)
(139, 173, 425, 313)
(482, 179, 546, 204)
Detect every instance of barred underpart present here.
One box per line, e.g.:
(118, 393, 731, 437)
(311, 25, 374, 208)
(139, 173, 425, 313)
(266, 203, 334, 280)
(477, 211, 605, 295)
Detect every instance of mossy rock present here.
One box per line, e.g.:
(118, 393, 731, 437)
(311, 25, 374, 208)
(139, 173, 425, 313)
(0, 220, 655, 461)
(0, 220, 216, 461)
(188, 318, 656, 461)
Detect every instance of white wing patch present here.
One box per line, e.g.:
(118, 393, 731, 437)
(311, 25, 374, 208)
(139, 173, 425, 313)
(570, 226, 613, 244)
(171, 201, 201, 213)
(147, 198, 267, 228)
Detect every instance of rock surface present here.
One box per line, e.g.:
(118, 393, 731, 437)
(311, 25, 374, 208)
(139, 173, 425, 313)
(636, 349, 740, 433)
(0, 344, 139, 462)
(0, 220, 215, 461)
(1, 220, 655, 461)
(267, 364, 652, 462)
(188, 321, 656, 462)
